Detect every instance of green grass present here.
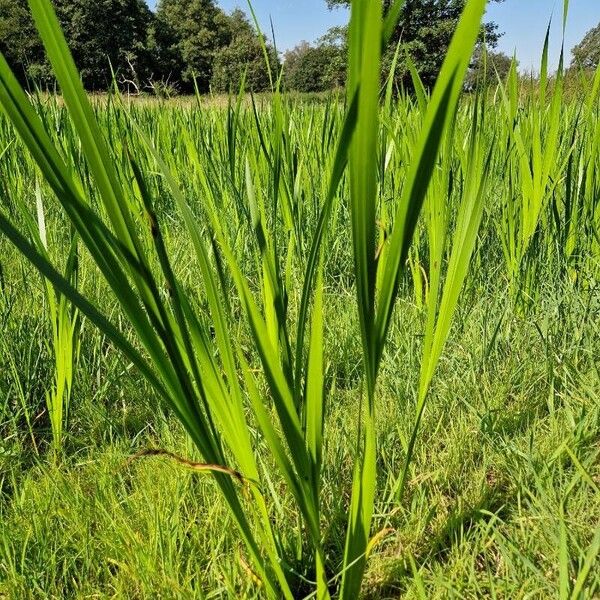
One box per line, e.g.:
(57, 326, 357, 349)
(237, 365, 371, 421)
(1, 276, 599, 598)
(0, 0, 599, 597)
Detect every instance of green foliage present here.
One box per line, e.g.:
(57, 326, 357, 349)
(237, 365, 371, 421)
(1, 0, 600, 598)
(571, 22, 600, 70)
(327, 0, 505, 89)
(18, 183, 81, 454)
(0, 0, 275, 93)
(0, 0, 155, 89)
(0, 0, 492, 595)
(465, 47, 515, 88)
(60, 0, 155, 90)
(154, 0, 230, 91)
(284, 33, 346, 93)
(210, 9, 276, 93)
(154, 0, 277, 94)
(0, 0, 46, 83)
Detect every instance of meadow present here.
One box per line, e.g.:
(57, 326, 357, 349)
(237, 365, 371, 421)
(1, 0, 600, 597)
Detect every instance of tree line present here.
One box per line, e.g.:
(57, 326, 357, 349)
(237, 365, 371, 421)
(0, 0, 277, 94)
(0, 0, 598, 95)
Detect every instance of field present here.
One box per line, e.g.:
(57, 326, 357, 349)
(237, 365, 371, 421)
(1, 1, 600, 598)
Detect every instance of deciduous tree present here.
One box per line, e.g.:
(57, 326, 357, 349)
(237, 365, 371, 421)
(571, 22, 600, 70)
(326, 0, 504, 89)
(465, 48, 514, 89)
(154, 0, 230, 92)
(211, 9, 277, 93)
(284, 30, 346, 93)
(0, 0, 156, 89)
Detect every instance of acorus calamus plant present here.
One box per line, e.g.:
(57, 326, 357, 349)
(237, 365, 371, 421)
(0, 0, 488, 596)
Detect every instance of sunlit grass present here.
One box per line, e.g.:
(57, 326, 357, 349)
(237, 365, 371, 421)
(0, 0, 599, 597)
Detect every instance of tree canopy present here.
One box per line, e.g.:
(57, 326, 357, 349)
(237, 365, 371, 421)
(283, 29, 346, 93)
(154, 0, 229, 91)
(0, 0, 513, 94)
(464, 48, 514, 89)
(326, 0, 504, 89)
(571, 22, 600, 70)
(211, 8, 277, 93)
(0, 0, 154, 89)
(0, 0, 276, 93)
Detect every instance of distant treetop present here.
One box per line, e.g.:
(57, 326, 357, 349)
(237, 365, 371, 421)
(571, 22, 600, 70)
(325, 0, 505, 91)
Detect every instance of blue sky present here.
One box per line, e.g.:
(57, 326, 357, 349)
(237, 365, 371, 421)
(486, 0, 600, 72)
(147, 1, 600, 71)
